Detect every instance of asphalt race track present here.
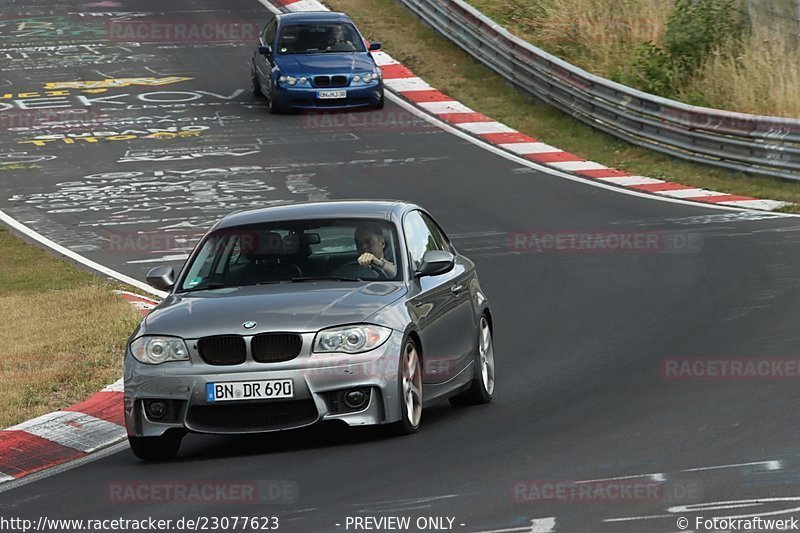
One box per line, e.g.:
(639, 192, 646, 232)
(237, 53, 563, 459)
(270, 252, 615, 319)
(2, 1, 800, 531)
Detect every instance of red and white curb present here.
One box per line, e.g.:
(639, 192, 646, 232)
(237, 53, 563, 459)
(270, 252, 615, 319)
(0, 291, 158, 483)
(268, 0, 789, 212)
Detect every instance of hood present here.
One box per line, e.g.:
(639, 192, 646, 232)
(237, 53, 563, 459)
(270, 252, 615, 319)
(274, 52, 375, 76)
(142, 281, 406, 338)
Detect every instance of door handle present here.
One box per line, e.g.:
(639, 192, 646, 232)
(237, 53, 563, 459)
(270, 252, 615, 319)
(451, 284, 465, 295)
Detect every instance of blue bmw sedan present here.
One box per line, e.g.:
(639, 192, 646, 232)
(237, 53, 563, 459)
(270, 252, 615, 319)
(251, 12, 384, 113)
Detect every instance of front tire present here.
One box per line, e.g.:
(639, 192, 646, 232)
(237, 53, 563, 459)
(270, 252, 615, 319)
(376, 88, 385, 109)
(251, 65, 262, 97)
(393, 338, 422, 434)
(450, 315, 495, 406)
(128, 431, 183, 461)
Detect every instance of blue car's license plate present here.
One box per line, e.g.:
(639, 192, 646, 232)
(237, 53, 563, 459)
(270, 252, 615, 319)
(317, 90, 347, 99)
(206, 379, 293, 402)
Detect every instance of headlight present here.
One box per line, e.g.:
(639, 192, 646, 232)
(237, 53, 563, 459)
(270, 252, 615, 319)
(130, 336, 189, 364)
(278, 75, 308, 86)
(354, 72, 378, 84)
(313, 325, 392, 354)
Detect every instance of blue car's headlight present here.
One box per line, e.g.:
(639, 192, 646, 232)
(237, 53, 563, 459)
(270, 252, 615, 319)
(313, 325, 392, 354)
(352, 71, 380, 85)
(279, 75, 309, 87)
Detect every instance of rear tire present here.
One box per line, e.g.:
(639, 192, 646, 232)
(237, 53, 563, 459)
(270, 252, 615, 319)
(128, 431, 183, 461)
(392, 338, 422, 434)
(450, 315, 494, 406)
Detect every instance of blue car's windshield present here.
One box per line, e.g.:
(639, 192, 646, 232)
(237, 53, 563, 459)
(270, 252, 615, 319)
(277, 23, 366, 54)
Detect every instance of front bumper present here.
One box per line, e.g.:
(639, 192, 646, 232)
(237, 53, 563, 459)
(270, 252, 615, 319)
(124, 330, 405, 437)
(273, 82, 383, 110)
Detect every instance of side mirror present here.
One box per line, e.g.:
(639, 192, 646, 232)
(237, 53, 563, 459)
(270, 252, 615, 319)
(146, 266, 175, 291)
(416, 250, 455, 277)
(258, 44, 272, 56)
(368, 41, 381, 51)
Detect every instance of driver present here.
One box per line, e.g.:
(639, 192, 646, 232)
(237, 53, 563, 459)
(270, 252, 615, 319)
(355, 223, 397, 278)
(327, 25, 355, 50)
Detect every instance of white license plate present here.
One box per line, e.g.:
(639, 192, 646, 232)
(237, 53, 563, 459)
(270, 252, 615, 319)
(317, 90, 346, 99)
(206, 379, 293, 402)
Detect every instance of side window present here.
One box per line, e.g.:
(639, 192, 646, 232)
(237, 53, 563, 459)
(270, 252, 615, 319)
(403, 210, 444, 271)
(264, 20, 277, 46)
(420, 212, 453, 253)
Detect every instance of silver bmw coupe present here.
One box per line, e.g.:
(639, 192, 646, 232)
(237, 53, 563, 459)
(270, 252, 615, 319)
(124, 200, 495, 460)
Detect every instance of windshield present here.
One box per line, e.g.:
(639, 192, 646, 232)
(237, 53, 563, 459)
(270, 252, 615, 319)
(277, 23, 365, 54)
(178, 218, 401, 291)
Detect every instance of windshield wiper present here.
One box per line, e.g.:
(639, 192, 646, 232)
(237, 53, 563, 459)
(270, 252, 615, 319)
(291, 276, 361, 282)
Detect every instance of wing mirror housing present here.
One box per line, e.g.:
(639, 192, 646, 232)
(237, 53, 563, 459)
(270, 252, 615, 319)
(368, 41, 382, 51)
(146, 266, 176, 291)
(416, 250, 455, 277)
(258, 44, 272, 56)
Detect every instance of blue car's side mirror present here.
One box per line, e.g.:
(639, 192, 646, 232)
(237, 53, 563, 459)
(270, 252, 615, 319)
(258, 45, 272, 56)
(368, 42, 381, 51)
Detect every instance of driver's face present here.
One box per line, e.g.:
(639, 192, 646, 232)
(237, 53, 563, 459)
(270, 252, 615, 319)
(356, 231, 384, 258)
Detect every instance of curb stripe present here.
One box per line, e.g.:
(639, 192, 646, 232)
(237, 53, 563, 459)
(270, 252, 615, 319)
(548, 161, 608, 172)
(64, 392, 125, 427)
(418, 100, 474, 114)
(633, 182, 695, 192)
(439, 112, 494, 124)
(498, 142, 560, 155)
(0, 431, 85, 478)
(479, 132, 539, 144)
(457, 121, 516, 134)
(383, 77, 433, 92)
(576, 168, 633, 179)
(525, 152, 583, 163)
(694, 194, 756, 203)
(401, 90, 453, 103)
(9, 411, 126, 454)
(379, 63, 415, 79)
(597, 176, 666, 186)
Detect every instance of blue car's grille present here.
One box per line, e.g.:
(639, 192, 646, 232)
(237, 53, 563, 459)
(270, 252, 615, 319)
(313, 75, 348, 88)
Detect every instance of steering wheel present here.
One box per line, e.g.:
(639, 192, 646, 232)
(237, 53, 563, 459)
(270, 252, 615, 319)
(342, 260, 388, 279)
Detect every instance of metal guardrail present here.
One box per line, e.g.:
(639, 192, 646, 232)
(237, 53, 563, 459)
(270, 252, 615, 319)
(397, 0, 800, 181)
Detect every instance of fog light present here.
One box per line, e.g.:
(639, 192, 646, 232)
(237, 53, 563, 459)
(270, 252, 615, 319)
(145, 400, 167, 420)
(344, 388, 367, 409)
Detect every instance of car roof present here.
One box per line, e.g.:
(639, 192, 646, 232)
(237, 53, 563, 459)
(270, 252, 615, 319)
(215, 200, 420, 229)
(276, 11, 351, 24)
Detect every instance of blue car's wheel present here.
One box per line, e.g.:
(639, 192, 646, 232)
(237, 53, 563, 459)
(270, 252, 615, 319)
(251, 65, 262, 97)
(268, 89, 282, 114)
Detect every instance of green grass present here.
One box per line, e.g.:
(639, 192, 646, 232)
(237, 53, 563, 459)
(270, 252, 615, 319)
(0, 228, 141, 428)
(326, 0, 800, 212)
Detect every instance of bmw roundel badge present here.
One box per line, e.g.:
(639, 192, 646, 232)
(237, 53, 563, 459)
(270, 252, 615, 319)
(243, 321, 257, 330)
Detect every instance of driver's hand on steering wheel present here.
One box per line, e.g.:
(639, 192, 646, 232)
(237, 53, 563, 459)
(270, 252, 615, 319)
(357, 252, 380, 269)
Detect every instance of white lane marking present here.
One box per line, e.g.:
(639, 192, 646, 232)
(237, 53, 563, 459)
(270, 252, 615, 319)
(475, 517, 557, 533)
(656, 188, 727, 198)
(0, 210, 166, 297)
(457, 121, 517, 134)
(498, 142, 561, 155)
(574, 473, 665, 483)
(548, 161, 608, 171)
(354, 494, 458, 507)
(604, 514, 673, 522)
(383, 77, 433, 92)
(418, 100, 474, 114)
(8, 412, 125, 453)
(126, 253, 190, 264)
(682, 460, 782, 472)
(597, 175, 666, 186)
(721, 199, 791, 210)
